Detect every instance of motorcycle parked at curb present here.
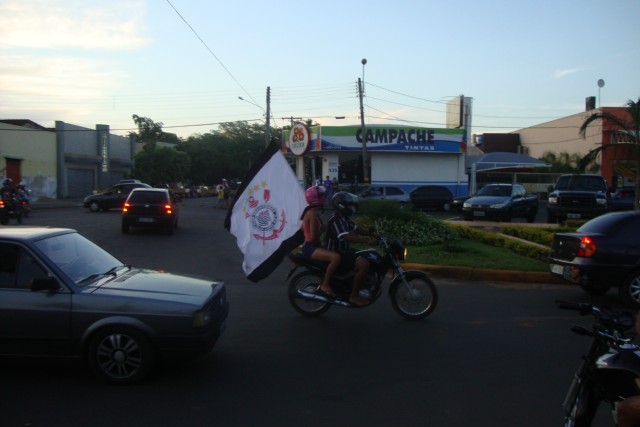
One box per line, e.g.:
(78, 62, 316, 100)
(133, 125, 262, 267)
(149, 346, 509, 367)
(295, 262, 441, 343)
(557, 301, 640, 426)
(0, 189, 23, 225)
(286, 235, 438, 320)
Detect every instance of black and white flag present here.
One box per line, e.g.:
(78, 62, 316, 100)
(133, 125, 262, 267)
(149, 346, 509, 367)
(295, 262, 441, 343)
(224, 143, 306, 282)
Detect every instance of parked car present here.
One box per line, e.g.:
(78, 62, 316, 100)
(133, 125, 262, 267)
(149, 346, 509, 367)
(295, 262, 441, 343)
(452, 195, 471, 213)
(122, 188, 180, 235)
(461, 183, 539, 222)
(549, 211, 640, 307)
(409, 185, 453, 211)
(0, 227, 229, 384)
(609, 187, 636, 211)
(546, 174, 610, 223)
(358, 186, 410, 205)
(83, 181, 151, 212)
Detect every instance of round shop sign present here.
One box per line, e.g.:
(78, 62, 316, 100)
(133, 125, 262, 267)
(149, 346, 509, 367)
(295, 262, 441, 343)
(288, 123, 311, 156)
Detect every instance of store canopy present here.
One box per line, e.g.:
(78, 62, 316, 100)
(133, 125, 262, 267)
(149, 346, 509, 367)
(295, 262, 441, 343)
(466, 151, 551, 193)
(466, 151, 551, 172)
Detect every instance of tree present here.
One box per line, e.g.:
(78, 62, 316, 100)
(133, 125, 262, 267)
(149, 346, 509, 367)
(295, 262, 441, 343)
(579, 98, 640, 210)
(132, 147, 190, 186)
(539, 151, 598, 173)
(130, 115, 181, 144)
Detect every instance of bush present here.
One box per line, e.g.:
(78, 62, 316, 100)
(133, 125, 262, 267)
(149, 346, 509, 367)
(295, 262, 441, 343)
(451, 224, 550, 261)
(356, 202, 458, 246)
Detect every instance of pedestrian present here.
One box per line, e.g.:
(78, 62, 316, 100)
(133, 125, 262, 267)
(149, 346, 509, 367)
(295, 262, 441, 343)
(323, 175, 332, 207)
(222, 179, 231, 209)
(215, 184, 226, 208)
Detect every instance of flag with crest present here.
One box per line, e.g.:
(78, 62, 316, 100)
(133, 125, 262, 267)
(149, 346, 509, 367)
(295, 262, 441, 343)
(224, 143, 306, 282)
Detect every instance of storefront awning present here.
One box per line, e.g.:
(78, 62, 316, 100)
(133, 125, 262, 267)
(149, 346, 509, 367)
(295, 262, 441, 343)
(467, 151, 550, 172)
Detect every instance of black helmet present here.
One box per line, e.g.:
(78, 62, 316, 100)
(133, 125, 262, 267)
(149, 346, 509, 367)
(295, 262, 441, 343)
(3, 178, 13, 187)
(332, 191, 358, 216)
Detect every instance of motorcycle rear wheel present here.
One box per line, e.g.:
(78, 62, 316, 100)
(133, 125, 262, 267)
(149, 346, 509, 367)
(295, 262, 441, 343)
(389, 272, 438, 320)
(288, 271, 331, 317)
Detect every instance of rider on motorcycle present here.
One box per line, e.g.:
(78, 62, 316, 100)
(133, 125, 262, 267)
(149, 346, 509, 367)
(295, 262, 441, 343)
(324, 192, 378, 306)
(1, 178, 18, 211)
(300, 185, 341, 297)
(617, 313, 640, 427)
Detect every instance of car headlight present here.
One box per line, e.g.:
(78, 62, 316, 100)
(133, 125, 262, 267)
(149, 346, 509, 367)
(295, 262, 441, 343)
(193, 307, 211, 327)
(596, 197, 607, 206)
(463, 201, 471, 208)
(548, 196, 558, 205)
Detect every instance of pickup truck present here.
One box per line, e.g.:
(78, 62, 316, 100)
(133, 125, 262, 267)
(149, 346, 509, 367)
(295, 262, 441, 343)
(462, 183, 539, 222)
(546, 174, 610, 223)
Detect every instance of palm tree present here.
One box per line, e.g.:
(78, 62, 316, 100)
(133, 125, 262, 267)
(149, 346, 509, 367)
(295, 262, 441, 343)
(579, 98, 640, 210)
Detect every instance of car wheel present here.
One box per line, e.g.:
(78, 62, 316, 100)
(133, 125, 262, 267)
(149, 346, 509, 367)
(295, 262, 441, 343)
(121, 222, 130, 234)
(547, 210, 557, 224)
(442, 202, 451, 212)
(89, 201, 100, 212)
(619, 270, 640, 308)
(87, 327, 155, 385)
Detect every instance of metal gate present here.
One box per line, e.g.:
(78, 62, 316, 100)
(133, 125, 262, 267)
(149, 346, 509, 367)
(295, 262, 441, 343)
(67, 168, 95, 198)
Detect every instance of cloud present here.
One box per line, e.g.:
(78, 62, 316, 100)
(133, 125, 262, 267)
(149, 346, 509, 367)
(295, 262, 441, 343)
(553, 68, 580, 79)
(0, 0, 149, 51)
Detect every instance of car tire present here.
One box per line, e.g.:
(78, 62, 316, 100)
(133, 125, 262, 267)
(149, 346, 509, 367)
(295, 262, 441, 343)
(87, 327, 155, 385)
(121, 222, 130, 234)
(89, 201, 101, 212)
(547, 210, 557, 224)
(442, 202, 451, 212)
(619, 270, 640, 308)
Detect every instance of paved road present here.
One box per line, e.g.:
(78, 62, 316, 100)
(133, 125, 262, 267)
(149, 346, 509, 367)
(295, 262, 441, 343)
(1, 199, 618, 426)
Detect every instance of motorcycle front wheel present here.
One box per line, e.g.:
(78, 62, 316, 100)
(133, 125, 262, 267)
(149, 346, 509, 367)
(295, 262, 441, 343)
(564, 379, 599, 427)
(288, 271, 331, 317)
(389, 272, 438, 320)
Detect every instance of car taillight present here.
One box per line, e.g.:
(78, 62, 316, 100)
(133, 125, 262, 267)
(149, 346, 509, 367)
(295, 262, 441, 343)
(576, 236, 596, 257)
(0, 200, 4, 208)
(165, 204, 173, 214)
(123, 202, 130, 212)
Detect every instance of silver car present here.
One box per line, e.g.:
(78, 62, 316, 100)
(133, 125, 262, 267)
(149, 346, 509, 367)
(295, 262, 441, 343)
(358, 186, 410, 205)
(0, 227, 229, 384)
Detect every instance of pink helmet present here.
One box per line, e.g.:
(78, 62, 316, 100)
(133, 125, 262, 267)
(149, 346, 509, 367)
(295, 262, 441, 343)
(305, 185, 326, 207)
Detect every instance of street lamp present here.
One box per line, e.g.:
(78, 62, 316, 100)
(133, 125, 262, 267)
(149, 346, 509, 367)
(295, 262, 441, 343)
(359, 58, 368, 185)
(238, 86, 271, 147)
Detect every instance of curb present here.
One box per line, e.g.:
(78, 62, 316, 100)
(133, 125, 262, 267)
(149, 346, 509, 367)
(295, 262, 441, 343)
(402, 263, 566, 285)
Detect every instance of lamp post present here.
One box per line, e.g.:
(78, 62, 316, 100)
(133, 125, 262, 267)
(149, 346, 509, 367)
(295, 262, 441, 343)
(238, 86, 271, 147)
(359, 58, 368, 186)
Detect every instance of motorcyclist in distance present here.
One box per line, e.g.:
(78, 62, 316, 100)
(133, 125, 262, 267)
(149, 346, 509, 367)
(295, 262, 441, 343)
(324, 192, 378, 306)
(616, 313, 640, 427)
(300, 185, 340, 297)
(1, 178, 18, 210)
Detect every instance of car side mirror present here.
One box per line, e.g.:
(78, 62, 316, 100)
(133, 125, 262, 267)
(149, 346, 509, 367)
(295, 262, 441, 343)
(31, 277, 61, 292)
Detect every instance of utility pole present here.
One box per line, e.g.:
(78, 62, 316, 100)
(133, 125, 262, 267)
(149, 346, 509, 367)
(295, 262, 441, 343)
(358, 77, 368, 185)
(265, 86, 271, 147)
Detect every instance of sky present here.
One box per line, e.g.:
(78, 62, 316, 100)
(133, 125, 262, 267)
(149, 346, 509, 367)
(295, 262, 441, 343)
(1, 0, 639, 140)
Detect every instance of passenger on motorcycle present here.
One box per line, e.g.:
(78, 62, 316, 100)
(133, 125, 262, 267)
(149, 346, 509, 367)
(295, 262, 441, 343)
(324, 192, 378, 306)
(300, 185, 340, 297)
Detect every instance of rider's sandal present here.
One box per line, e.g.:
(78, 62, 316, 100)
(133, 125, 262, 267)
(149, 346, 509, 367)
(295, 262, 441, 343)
(318, 288, 336, 298)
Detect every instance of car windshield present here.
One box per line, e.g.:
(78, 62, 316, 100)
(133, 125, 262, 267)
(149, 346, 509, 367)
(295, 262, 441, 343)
(555, 176, 606, 191)
(477, 185, 511, 197)
(34, 232, 124, 285)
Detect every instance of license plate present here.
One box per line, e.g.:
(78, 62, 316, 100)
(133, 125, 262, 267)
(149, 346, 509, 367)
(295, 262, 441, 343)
(551, 264, 564, 275)
(139, 217, 154, 223)
(473, 211, 485, 217)
(567, 213, 581, 219)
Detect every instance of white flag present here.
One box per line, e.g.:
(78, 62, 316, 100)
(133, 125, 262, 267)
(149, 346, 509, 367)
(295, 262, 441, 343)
(224, 143, 306, 282)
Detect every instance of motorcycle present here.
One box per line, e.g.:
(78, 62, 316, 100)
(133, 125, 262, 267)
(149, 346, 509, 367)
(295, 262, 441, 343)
(557, 301, 640, 426)
(0, 188, 23, 225)
(286, 235, 438, 320)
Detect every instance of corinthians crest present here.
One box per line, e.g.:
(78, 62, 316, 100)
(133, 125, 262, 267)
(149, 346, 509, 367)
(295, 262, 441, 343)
(242, 180, 287, 242)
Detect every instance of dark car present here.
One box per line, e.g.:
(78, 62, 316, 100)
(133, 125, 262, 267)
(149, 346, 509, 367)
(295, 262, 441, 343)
(409, 185, 453, 211)
(0, 227, 229, 384)
(610, 187, 636, 211)
(549, 211, 640, 307)
(83, 181, 151, 212)
(358, 186, 410, 205)
(461, 183, 539, 222)
(122, 188, 179, 235)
